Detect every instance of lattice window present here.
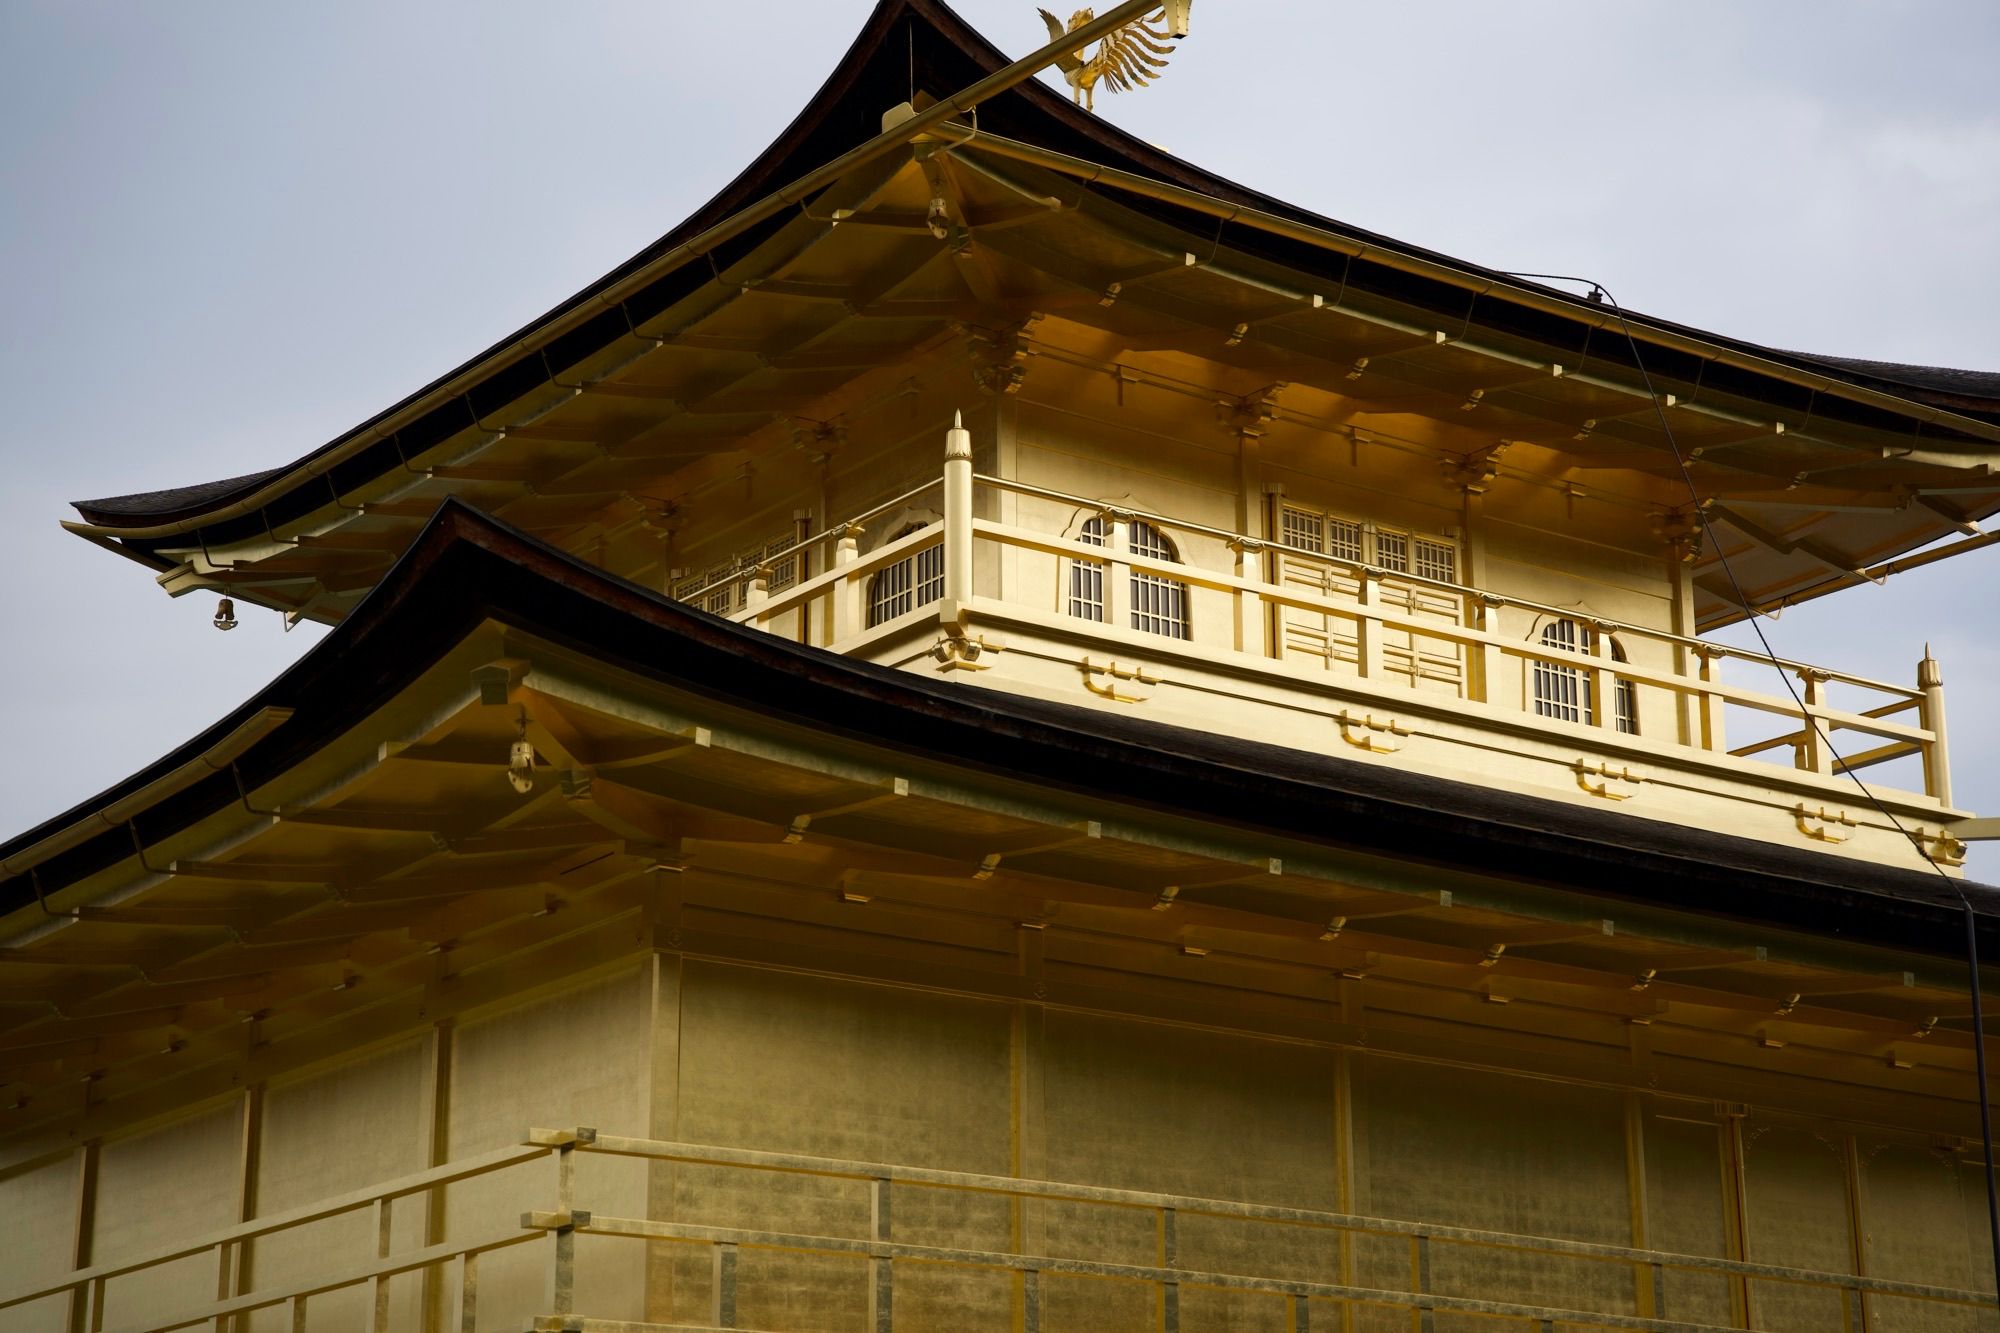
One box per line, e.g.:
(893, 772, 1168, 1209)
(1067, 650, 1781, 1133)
(1069, 517, 1187, 639)
(865, 530, 943, 628)
(1128, 521, 1188, 640)
(1533, 618, 1588, 723)
(1375, 530, 1409, 574)
(704, 584, 738, 616)
(763, 534, 799, 593)
(1413, 537, 1457, 584)
(1327, 517, 1365, 564)
(1070, 517, 1109, 622)
(1532, 618, 1638, 734)
(1280, 506, 1323, 553)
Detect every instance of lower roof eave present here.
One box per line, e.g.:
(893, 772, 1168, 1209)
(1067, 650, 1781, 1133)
(3, 499, 1995, 964)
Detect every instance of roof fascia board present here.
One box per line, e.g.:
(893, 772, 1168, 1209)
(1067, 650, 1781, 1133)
(939, 127, 2000, 447)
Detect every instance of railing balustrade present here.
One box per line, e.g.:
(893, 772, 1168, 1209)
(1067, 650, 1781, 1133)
(701, 449, 1952, 813)
(13, 1128, 1990, 1331)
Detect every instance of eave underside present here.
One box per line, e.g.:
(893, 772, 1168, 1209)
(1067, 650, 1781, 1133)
(4, 505, 1998, 1139)
(62, 0, 2000, 633)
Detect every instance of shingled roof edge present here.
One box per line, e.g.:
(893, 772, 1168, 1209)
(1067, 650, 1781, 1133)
(8, 498, 1997, 964)
(66, 0, 2000, 537)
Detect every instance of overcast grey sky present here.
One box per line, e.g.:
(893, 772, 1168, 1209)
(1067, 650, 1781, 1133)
(3, 1, 1998, 874)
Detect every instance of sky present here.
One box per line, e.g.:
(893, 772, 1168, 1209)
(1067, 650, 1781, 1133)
(2, 0, 1998, 875)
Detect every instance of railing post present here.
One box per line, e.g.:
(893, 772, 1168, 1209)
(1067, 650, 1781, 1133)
(744, 565, 770, 612)
(1410, 1233, 1434, 1333)
(944, 411, 974, 613)
(544, 1133, 580, 1321)
(833, 523, 865, 643)
(1476, 595, 1504, 706)
(1105, 512, 1131, 630)
(371, 1196, 393, 1333)
(1919, 646, 1952, 806)
(869, 1177, 893, 1333)
(1695, 647, 1727, 752)
(711, 1242, 738, 1328)
(1232, 539, 1266, 658)
(1797, 669, 1833, 774)
(1159, 1205, 1179, 1332)
(1354, 570, 1382, 680)
(1587, 622, 1611, 729)
(457, 1251, 478, 1333)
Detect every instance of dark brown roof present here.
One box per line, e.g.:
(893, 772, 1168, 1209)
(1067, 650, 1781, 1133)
(8, 500, 1996, 963)
(71, 0, 2000, 541)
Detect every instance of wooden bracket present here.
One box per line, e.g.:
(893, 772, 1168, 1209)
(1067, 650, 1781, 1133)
(1794, 804, 1857, 843)
(1336, 710, 1410, 753)
(1081, 657, 1160, 704)
(1908, 825, 1969, 867)
(1574, 759, 1641, 801)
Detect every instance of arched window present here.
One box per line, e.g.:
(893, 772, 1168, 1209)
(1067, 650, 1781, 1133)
(866, 524, 943, 628)
(1069, 517, 1189, 640)
(1533, 618, 1637, 734)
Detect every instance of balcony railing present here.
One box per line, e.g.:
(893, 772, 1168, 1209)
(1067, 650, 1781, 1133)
(9, 1128, 1992, 1331)
(682, 442, 1958, 850)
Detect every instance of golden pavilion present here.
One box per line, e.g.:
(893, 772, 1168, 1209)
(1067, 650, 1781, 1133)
(5, 3, 2000, 1329)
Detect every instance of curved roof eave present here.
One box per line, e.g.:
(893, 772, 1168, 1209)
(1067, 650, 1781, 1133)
(8, 498, 1998, 964)
(70, 0, 2000, 539)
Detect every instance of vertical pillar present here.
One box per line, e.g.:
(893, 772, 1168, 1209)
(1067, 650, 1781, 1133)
(1720, 1112, 1754, 1327)
(419, 1022, 454, 1333)
(944, 411, 974, 616)
(647, 877, 686, 1323)
(220, 1085, 263, 1333)
(1105, 514, 1131, 631)
(994, 396, 1020, 606)
(793, 509, 814, 645)
(1263, 483, 1285, 662)
(867, 1178, 893, 1332)
(1696, 648, 1727, 753)
(1476, 598, 1505, 707)
(1919, 647, 1952, 806)
(1332, 1051, 1357, 1333)
(833, 524, 864, 644)
(1011, 923, 1048, 1330)
(1623, 1095, 1657, 1318)
(1798, 670, 1833, 774)
(1235, 435, 1264, 658)
(1667, 549, 1698, 746)
(65, 1140, 99, 1333)
(1354, 571, 1381, 681)
(1842, 1134, 1873, 1333)
(1587, 623, 1611, 729)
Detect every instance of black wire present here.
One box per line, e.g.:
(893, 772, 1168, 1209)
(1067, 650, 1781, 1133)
(1503, 270, 2000, 1296)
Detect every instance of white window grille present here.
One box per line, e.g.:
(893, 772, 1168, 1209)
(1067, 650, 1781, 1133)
(1327, 517, 1365, 564)
(1128, 520, 1188, 639)
(1069, 516, 1187, 639)
(1533, 618, 1637, 734)
(1375, 530, 1409, 573)
(763, 534, 799, 593)
(1070, 517, 1108, 622)
(1280, 506, 1323, 553)
(1413, 537, 1457, 584)
(704, 584, 738, 616)
(865, 530, 943, 627)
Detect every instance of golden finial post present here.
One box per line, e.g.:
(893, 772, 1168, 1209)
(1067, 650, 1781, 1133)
(944, 410, 974, 611)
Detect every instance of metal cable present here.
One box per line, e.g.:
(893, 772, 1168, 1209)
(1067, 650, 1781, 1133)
(1502, 270, 2000, 1299)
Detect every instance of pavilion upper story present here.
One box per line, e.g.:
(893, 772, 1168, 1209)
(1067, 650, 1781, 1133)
(57, 0, 2000, 869)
